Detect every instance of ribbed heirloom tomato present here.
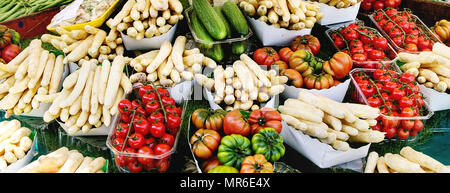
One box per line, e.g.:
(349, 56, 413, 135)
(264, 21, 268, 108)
(253, 47, 280, 68)
(223, 110, 250, 136)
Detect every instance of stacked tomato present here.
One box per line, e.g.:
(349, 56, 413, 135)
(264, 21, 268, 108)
(112, 85, 182, 173)
(351, 66, 425, 140)
(373, 8, 436, 52)
(361, 0, 401, 13)
(329, 22, 395, 69)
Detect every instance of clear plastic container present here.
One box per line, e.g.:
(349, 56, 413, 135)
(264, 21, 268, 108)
(369, 12, 442, 54)
(106, 91, 188, 173)
(325, 23, 398, 69)
(184, 6, 253, 64)
(349, 67, 434, 141)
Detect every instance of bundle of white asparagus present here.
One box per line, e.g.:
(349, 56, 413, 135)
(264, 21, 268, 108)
(0, 120, 33, 171)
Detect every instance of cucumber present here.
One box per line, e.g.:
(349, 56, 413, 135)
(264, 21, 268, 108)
(203, 44, 224, 62)
(231, 41, 246, 55)
(213, 6, 232, 38)
(222, 1, 249, 36)
(190, 11, 214, 49)
(193, 0, 227, 40)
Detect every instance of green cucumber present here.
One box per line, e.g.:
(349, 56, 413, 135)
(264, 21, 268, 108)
(190, 11, 214, 49)
(193, 0, 227, 40)
(231, 41, 246, 55)
(213, 6, 232, 38)
(222, 1, 249, 36)
(203, 44, 224, 62)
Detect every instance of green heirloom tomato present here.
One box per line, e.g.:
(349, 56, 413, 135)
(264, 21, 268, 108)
(208, 165, 239, 173)
(251, 127, 285, 162)
(217, 134, 252, 169)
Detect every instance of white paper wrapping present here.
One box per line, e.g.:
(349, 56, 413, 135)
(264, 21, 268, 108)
(247, 16, 312, 47)
(121, 24, 178, 51)
(167, 80, 194, 105)
(1, 134, 37, 173)
(280, 121, 370, 169)
(282, 79, 350, 103)
(419, 85, 450, 112)
(203, 87, 277, 110)
(317, 2, 361, 26)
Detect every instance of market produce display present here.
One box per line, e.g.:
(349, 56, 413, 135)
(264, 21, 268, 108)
(41, 56, 132, 134)
(190, 107, 284, 173)
(0, 0, 74, 22)
(371, 8, 440, 52)
(360, 0, 401, 12)
(364, 146, 450, 173)
(350, 65, 428, 140)
(0, 39, 66, 118)
(239, 0, 323, 30)
(0, 119, 33, 171)
(281, 90, 385, 151)
(0, 25, 21, 64)
(129, 36, 218, 87)
(312, 0, 361, 8)
(41, 25, 125, 65)
(18, 146, 107, 173)
(48, 0, 115, 29)
(326, 22, 396, 68)
(195, 54, 287, 110)
(396, 43, 450, 93)
(106, 0, 183, 40)
(431, 19, 450, 47)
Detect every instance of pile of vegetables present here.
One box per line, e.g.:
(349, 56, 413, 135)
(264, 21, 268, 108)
(240, 0, 323, 30)
(361, 0, 401, 12)
(129, 36, 217, 87)
(312, 0, 361, 8)
(0, 25, 21, 64)
(431, 19, 450, 47)
(190, 107, 284, 173)
(0, 39, 66, 118)
(281, 90, 385, 151)
(272, 48, 353, 90)
(41, 25, 125, 65)
(189, 0, 250, 62)
(397, 43, 450, 93)
(0, 120, 33, 171)
(106, 0, 183, 40)
(364, 146, 450, 173)
(0, 0, 74, 22)
(110, 86, 182, 173)
(327, 22, 396, 69)
(195, 54, 287, 111)
(19, 147, 107, 173)
(350, 64, 426, 140)
(372, 8, 438, 52)
(42, 56, 132, 134)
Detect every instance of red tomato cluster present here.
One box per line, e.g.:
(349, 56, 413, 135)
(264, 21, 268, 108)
(329, 22, 394, 69)
(361, 0, 401, 12)
(352, 66, 425, 140)
(373, 8, 436, 52)
(112, 85, 182, 173)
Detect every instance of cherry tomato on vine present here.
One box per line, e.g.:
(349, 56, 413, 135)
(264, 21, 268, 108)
(399, 96, 414, 108)
(397, 129, 410, 139)
(383, 127, 397, 138)
(149, 112, 165, 124)
(128, 161, 143, 173)
(139, 85, 154, 97)
(401, 107, 415, 117)
(412, 120, 424, 132)
(128, 133, 146, 149)
(391, 88, 406, 101)
(352, 53, 367, 63)
(118, 99, 132, 115)
(400, 73, 416, 83)
(159, 133, 175, 147)
(150, 122, 166, 138)
(137, 146, 155, 166)
(142, 92, 157, 105)
(373, 36, 388, 50)
(401, 119, 415, 130)
(367, 96, 382, 107)
(115, 123, 131, 139)
(373, 1, 384, 10)
(404, 43, 418, 52)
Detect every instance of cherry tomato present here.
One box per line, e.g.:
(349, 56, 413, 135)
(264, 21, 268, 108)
(399, 96, 414, 108)
(113, 137, 126, 151)
(367, 96, 382, 107)
(145, 137, 157, 149)
(401, 107, 415, 117)
(134, 118, 151, 136)
(115, 123, 131, 139)
(382, 112, 399, 128)
(389, 28, 403, 38)
(128, 161, 143, 173)
(393, 0, 401, 7)
(333, 36, 346, 49)
(383, 127, 397, 138)
(405, 35, 418, 45)
(391, 88, 406, 101)
(115, 154, 128, 167)
(404, 43, 418, 52)
(159, 133, 175, 147)
(131, 99, 143, 110)
(149, 112, 165, 124)
(142, 92, 157, 105)
(150, 122, 166, 138)
(351, 46, 365, 55)
(401, 119, 415, 130)
(392, 36, 404, 47)
(383, 81, 398, 93)
(418, 37, 431, 51)
(349, 40, 363, 49)
(368, 49, 385, 60)
(373, 1, 384, 10)
(400, 73, 416, 83)
(385, 7, 399, 16)
(137, 146, 155, 166)
(410, 130, 419, 137)
(412, 120, 424, 132)
(121, 113, 131, 124)
(157, 88, 170, 97)
(154, 143, 172, 156)
(377, 75, 392, 85)
(161, 96, 175, 106)
(342, 28, 359, 41)
(145, 100, 161, 115)
(373, 69, 387, 80)
(361, 1, 373, 11)
(123, 147, 137, 163)
(166, 113, 181, 131)
(128, 133, 146, 149)
(381, 92, 391, 102)
(139, 85, 154, 97)
(397, 129, 410, 139)
(118, 99, 132, 115)
(352, 53, 367, 63)
(155, 158, 170, 173)
(373, 36, 388, 50)
(370, 123, 382, 131)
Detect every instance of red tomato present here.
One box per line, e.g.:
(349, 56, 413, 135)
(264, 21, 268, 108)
(154, 143, 172, 156)
(113, 137, 126, 151)
(373, 36, 388, 50)
(404, 44, 418, 52)
(391, 88, 406, 101)
(405, 35, 418, 45)
(115, 154, 128, 167)
(367, 96, 382, 107)
(383, 127, 397, 138)
(342, 28, 359, 41)
(157, 88, 170, 97)
(368, 49, 385, 60)
(401, 119, 415, 130)
(373, 1, 384, 10)
(410, 130, 418, 137)
(370, 123, 382, 131)
(377, 75, 392, 85)
(418, 37, 431, 51)
(121, 113, 131, 124)
(392, 36, 404, 47)
(128, 161, 143, 173)
(361, 84, 375, 97)
(412, 120, 424, 132)
(161, 96, 175, 106)
(145, 100, 161, 115)
(142, 92, 157, 105)
(333, 36, 346, 49)
(150, 122, 166, 138)
(361, 1, 372, 11)
(381, 92, 391, 102)
(373, 69, 387, 80)
(128, 133, 145, 149)
(138, 85, 154, 97)
(145, 137, 157, 149)
(118, 99, 132, 115)
(278, 47, 293, 63)
(383, 81, 398, 93)
(115, 123, 130, 139)
(159, 133, 175, 147)
(137, 146, 155, 165)
(389, 28, 403, 38)
(400, 73, 416, 83)
(383, 22, 396, 32)
(134, 118, 151, 136)
(155, 158, 170, 173)
(253, 47, 280, 67)
(398, 21, 411, 33)
(352, 53, 367, 63)
(385, 7, 399, 16)
(349, 40, 363, 49)
(394, 0, 402, 7)
(401, 107, 415, 117)
(123, 147, 137, 163)
(397, 129, 410, 139)
(382, 113, 399, 128)
(363, 44, 375, 53)
(351, 46, 365, 55)
(399, 97, 414, 108)
(149, 112, 164, 124)
(166, 113, 181, 132)
(1, 44, 20, 63)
